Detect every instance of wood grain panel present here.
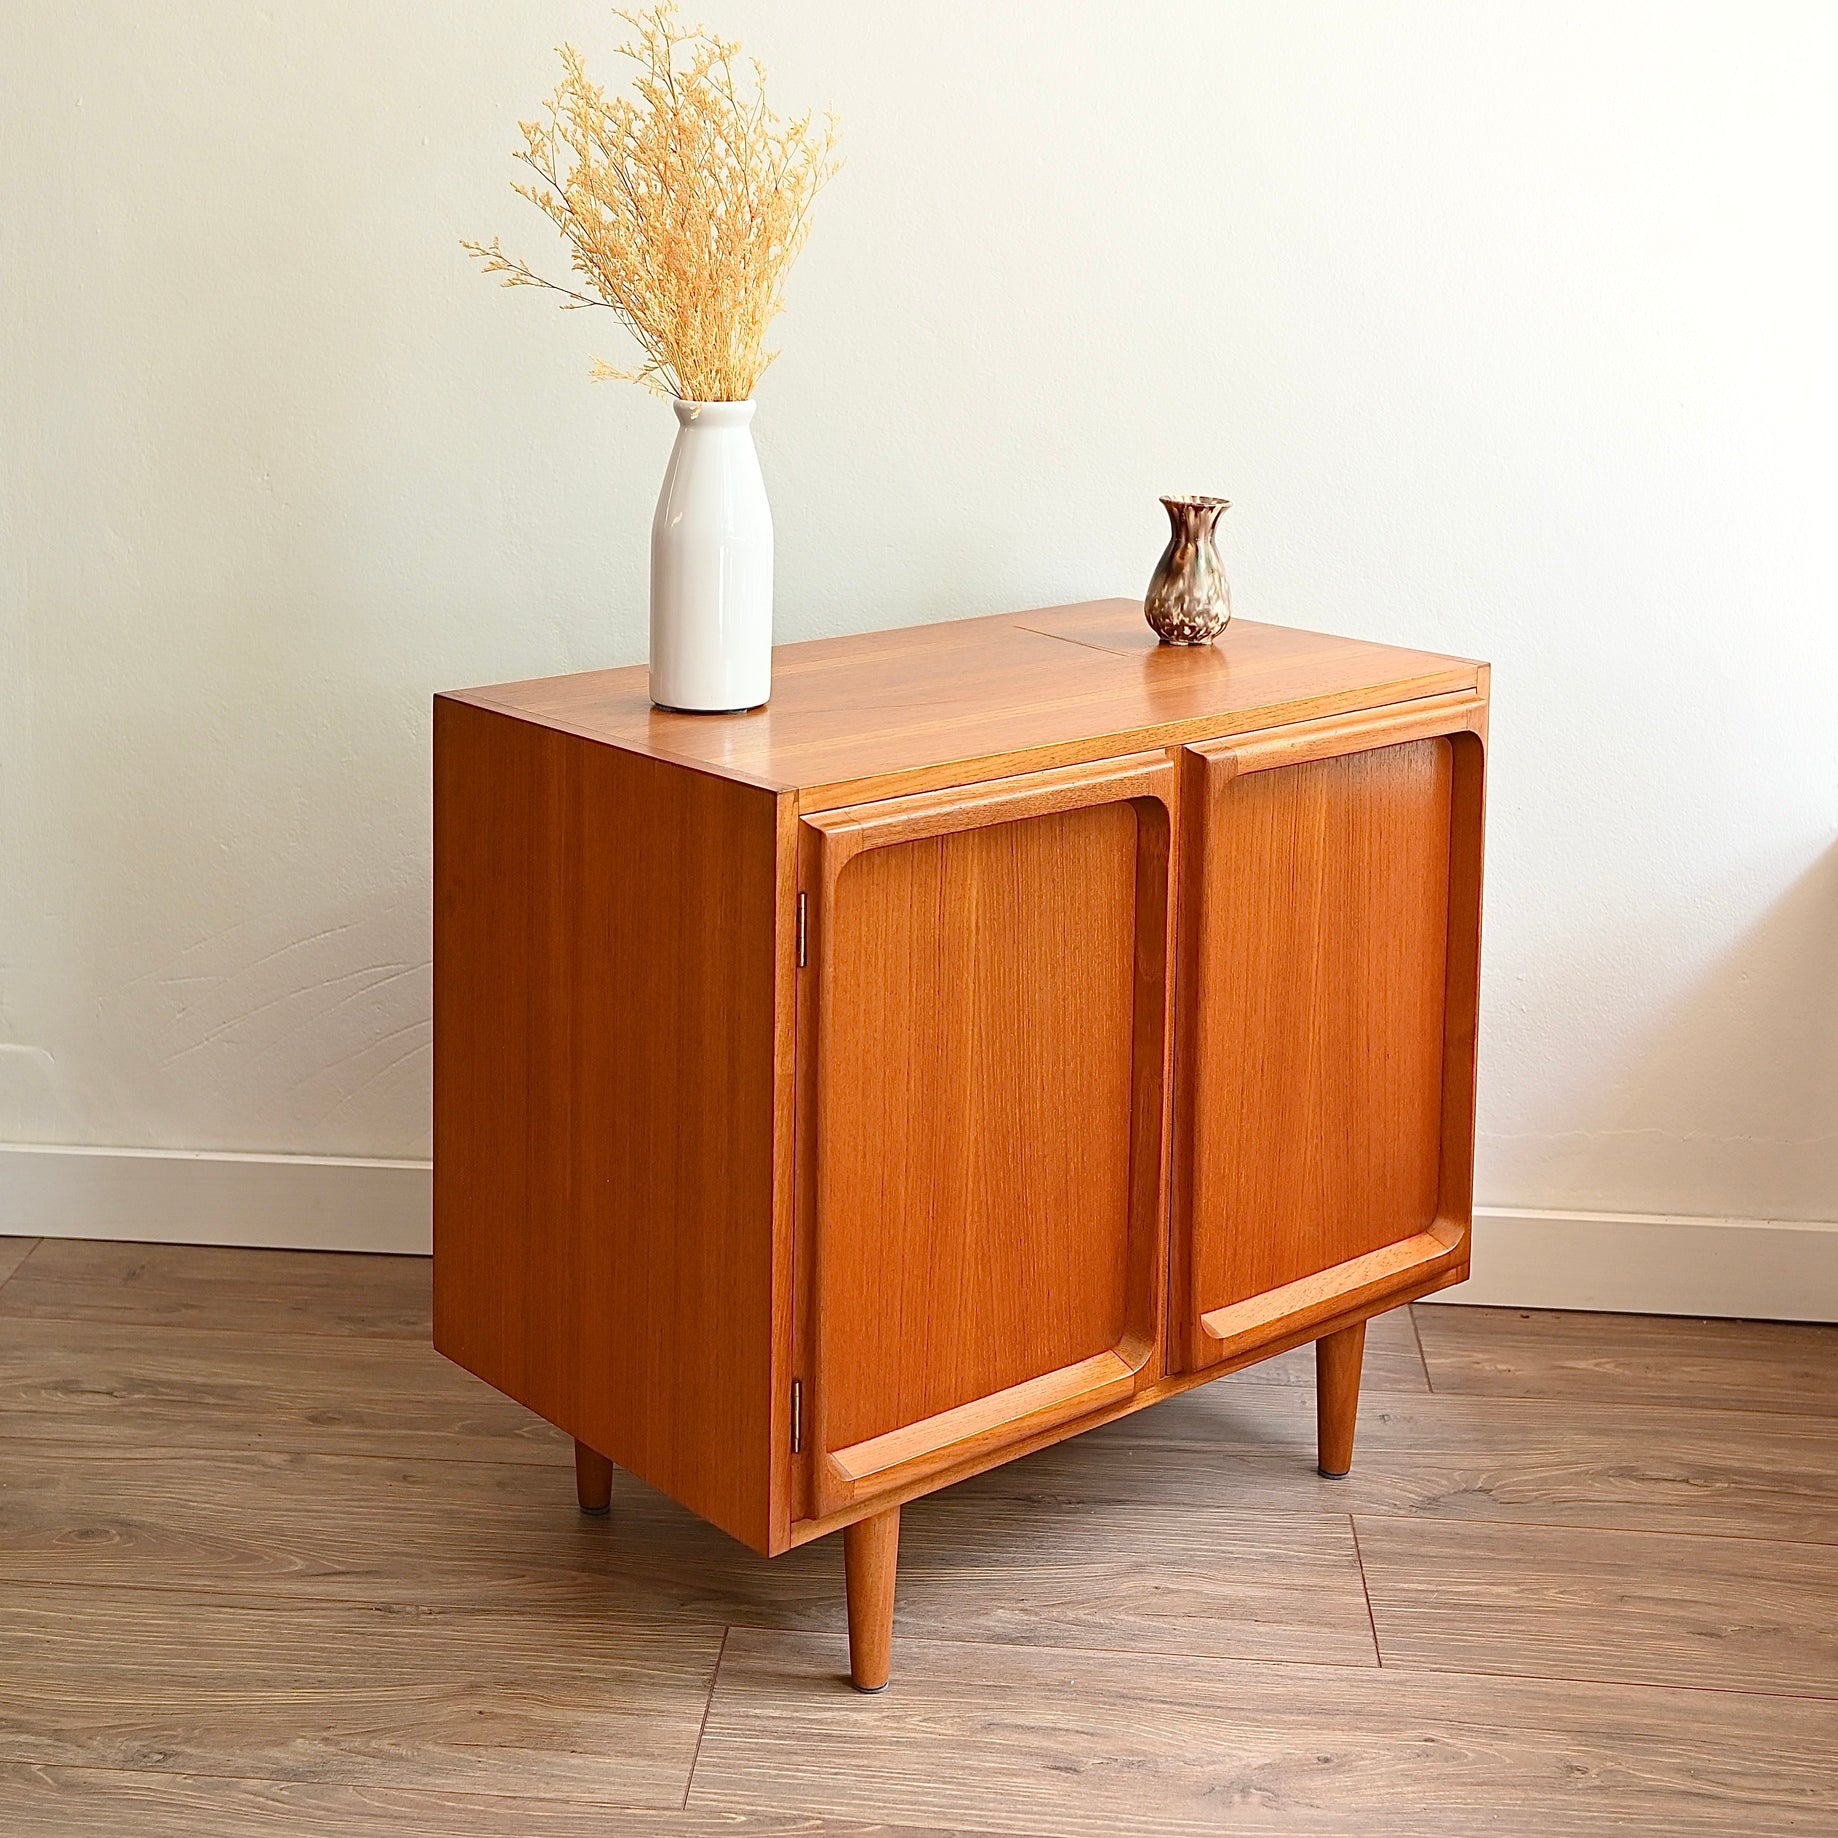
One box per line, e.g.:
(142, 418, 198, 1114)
(0, 1446, 643, 1606)
(692, 1628, 1838, 1836)
(889, 1493, 1375, 1664)
(1182, 737, 1453, 1319)
(0, 1586, 717, 1807)
(0, 1239, 430, 1338)
(433, 697, 782, 1551)
(1415, 1302, 1838, 1415)
(1173, 713, 1486, 1373)
(7, 1250, 1836, 1835)
(1358, 1515, 1838, 1695)
(0, 1445, 1376, 1667)
(987, 1383, 1838, 1541)
(816, 798, 1141, 1451)
(0, 1317, 567, 1462)
(0, 1767, 991, 1838)
(0, 1235, 37, 1287)
(798, 761, 1175, 1521)
(450, 601, 1483, 807)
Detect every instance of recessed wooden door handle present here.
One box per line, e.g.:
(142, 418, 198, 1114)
(817, 1344, 1149, 1514)
(1198, 1222, 1465, 1359)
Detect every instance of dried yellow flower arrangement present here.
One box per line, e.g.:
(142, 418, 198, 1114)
(465, 5, 839, 402)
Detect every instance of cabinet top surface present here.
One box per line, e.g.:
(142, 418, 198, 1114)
(441, 599, 1485, 802)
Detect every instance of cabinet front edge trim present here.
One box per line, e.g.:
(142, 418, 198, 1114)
(788, 672, 1486, 814)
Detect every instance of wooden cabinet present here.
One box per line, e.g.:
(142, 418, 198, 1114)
(434, 598, 1487, 1690)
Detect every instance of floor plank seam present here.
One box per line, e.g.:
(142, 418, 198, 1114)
(0, 1323, 444, 1352)
(0, 1324, 442, 1344)
(10, 1456, 1838, 1549)
(682, 1624, 730, 1810)
(1348, 1514, 1383, 1666)
(0, 1575, 741, 1633)
(1304, 1511, 1838, 1551)
(1160, 1383, 1838, 1413)
(0, 1439, 574, 1471)
(1406, 1303, 1434, 1391)
(1129, 1387, 1838, 1426)
(1362, 1658, 1838, 1705)
(0, 1238, 45, 1295)
(0, 1599, 1391, 1675)
(686, 1631, 1838, 1702)
(657, 1631, 1528, 1678)
(0, 1756, 709, 1816)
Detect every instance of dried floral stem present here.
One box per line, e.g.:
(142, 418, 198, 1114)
(464, 5, 839, 401)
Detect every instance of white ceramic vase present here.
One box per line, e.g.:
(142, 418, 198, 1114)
(648, 398, 773, 712)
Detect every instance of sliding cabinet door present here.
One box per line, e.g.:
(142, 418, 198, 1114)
(797, 756, 1173, 1518)
(1173, 700, 1486, 1371)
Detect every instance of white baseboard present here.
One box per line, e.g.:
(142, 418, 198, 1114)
(2, 1144, 1834, 1320)
(1451, 1206, 1838, 1323)
(0, 1143, 432, 1255)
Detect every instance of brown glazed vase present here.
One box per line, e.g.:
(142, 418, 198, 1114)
(1144, 494, 1231, 644)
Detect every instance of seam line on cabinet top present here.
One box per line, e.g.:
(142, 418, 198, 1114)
(1017, 620, 1487, 679)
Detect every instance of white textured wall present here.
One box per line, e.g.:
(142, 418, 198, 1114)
(3, 3, 1835, 1230)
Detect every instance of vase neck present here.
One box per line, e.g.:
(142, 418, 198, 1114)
(1161, 495, 1228, 540)
(673, 399, 756, 429)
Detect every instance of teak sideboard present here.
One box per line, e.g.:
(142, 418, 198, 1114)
(433, 598, 1487, 1691)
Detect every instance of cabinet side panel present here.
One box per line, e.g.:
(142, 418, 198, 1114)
(432, 699, 778, 1550)
(1186, 737, 1453, 1313)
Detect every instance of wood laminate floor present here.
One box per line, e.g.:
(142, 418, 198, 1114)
(1, 1236, 1834, 1835)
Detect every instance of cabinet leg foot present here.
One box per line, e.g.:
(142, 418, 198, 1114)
(843, 1505, 900, 1692)
(574, 1439, 614, 1514)
(1316, 1320, 1367, 1479)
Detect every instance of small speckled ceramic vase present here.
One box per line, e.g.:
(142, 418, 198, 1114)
(1144, 494, 1231, 645)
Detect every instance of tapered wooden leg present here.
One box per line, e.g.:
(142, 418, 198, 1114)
(1316, 1320, 1367, 1479)
(843, 1505, 900, 1692)
(574, 1439, 614, 1514)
